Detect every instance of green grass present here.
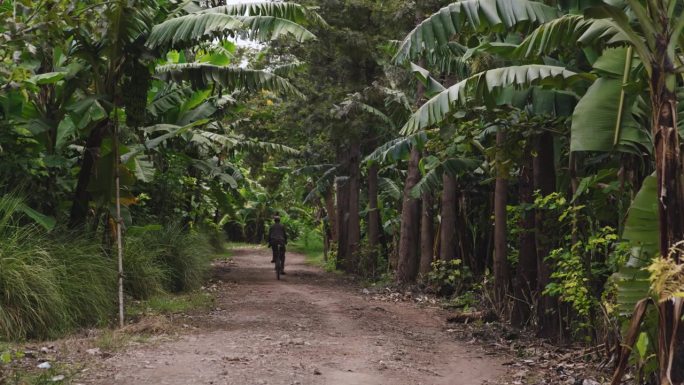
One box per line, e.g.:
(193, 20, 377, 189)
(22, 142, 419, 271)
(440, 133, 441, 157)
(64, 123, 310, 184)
(93, 329, 132, 352)
(288, 228, 342, 272)
(290, 228, 324, 259)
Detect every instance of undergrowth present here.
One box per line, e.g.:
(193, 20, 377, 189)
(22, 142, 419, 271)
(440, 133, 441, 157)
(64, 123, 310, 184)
(0, 196, 219, 342)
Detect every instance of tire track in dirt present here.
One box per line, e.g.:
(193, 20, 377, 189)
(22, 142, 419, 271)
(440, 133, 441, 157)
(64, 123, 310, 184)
(82, 247, 503, 385)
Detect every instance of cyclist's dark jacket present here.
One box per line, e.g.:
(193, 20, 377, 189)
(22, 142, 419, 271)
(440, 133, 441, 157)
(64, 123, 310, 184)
(268, 223, 287, 245)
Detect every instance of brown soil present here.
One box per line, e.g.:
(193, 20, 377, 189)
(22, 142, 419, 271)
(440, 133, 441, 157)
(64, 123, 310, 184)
(80, 247, 504, 385)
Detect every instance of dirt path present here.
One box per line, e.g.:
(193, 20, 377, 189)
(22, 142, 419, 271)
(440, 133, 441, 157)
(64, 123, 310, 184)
(84, 247, 504, 385)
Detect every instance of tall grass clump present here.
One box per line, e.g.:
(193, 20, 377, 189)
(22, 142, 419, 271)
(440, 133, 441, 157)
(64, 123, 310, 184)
(49, 236, 117, 327)
(122, 234, 167, 300)
(154, 226, 213, 292)
(122, 224, 214, 297)
(0, 194, 215, 341)
(0, 196, 70, 340)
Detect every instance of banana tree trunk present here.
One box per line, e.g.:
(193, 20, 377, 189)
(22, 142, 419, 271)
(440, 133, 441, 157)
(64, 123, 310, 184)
(494, 130, 510, 302)
(69, 121, 109, 228)
(346, 141, 361, 273)
(457, 192, 479, 274)
(419, 191, 434, 276)
(534, 131, 561, 340)
(324, 188, 337, 246)
(335, 175, 350, 269)
(396, 147, 422, 283)
(511, 148, 537, 328)
(367, 162, 380, 271)
(650, 43, 684, 384)
(440, 174, 458, 261)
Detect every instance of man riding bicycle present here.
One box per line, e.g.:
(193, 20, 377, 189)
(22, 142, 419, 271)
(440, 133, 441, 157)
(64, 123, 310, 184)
(268, 215, 287, 274)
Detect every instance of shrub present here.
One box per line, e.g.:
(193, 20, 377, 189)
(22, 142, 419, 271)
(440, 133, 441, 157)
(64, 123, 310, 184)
(426, 259, 472, 297)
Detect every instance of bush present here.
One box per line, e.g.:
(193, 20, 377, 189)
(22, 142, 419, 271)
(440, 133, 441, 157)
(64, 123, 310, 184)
(426, 259, 472, 297)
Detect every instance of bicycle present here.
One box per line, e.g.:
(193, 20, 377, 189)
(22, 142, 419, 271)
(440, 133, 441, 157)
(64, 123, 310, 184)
(274, 243, 285, 280)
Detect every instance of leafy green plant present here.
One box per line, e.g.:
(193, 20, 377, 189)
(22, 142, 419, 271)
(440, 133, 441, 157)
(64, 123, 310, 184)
(544, 226, 619, 320)
(426, 259, 471, 296)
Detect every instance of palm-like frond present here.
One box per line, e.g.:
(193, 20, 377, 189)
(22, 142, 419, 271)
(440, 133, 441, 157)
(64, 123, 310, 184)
(156, 63, 304, 98)
(147, 2, 323, 50)
(192, 129, 300, 155)
(303, 164, 339, 203)
(364, 132, 428, 164)
(411, 62, 447, 98)
(335, 94, 396, 129)
(208, 2, 327, 26)
(378, 177, 402, 201)
(410, 158, 480, 198)
(394, 0, 559, 63)
(238, 16, 316, 43)
(147, 85, 186, 117)
(147, 13, 244, 49)
(235, 140, 300, 155)
(570, 78, 650, 153)
(401, 65, 591, 135)
(512, 14, 625, 59)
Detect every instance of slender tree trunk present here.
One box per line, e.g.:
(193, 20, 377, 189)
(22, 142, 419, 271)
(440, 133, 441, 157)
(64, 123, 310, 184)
(367, 162, 380, 271)
(346, 141, 361, 273)
(396, 147, 422, 283)
(534, 131, 561, 340)
(493, 130, 510, 302)
(335, 176, 350, 269)
(511, 148, 537, 328)
(324, 189, 337, 244)
(69, 121, 109, 228)
(113, 115, 124, 329)
(440, 174, 458, 261)
(456, 192, 478, 273)
(419, 191, 434, 276)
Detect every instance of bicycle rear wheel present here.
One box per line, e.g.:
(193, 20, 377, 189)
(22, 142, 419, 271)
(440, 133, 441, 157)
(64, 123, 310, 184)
(275, 245, 282, 280)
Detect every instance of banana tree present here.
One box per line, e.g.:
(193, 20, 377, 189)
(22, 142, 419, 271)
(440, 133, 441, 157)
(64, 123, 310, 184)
(395, 0, 684, 379)
(583, 2, 684, 383)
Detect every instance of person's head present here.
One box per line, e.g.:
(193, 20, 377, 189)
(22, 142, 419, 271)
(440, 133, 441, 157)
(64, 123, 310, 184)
(274, 215, 280, 223)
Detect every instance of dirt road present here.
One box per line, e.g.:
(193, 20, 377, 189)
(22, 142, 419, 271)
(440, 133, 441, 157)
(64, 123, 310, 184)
(85, 247, 504, 385)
